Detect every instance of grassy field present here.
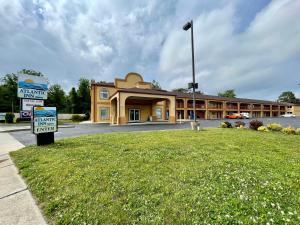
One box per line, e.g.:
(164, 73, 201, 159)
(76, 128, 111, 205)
(11, 129, 300, 224)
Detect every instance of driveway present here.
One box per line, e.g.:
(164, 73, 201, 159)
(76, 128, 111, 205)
(9, 117, 300, 146)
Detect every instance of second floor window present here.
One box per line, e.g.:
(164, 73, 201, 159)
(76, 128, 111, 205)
(100, 89, 109, 99)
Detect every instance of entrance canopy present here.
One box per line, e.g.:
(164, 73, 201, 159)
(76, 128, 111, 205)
(110, 89, 176, 125)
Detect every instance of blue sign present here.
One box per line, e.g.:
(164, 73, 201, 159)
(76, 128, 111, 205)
(18, 74, 49, 99)
(32, 107, 57, 134)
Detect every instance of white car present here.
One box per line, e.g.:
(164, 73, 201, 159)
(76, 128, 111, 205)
(281, 113, 296, 118)
(240, 112, 250, 119)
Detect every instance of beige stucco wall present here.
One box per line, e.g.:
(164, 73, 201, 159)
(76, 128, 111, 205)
(115, 73, 151, 89)
(91, 85, 117, 122)
(292, 105, 300, 116)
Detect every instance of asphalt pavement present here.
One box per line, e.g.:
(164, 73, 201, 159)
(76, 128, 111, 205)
(10, 117, 300, 146)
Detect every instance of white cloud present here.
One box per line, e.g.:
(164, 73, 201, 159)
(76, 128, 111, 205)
(0, 0, 299, 100)
(159, 0, 300, 100)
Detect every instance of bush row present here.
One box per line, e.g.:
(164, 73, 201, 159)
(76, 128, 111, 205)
(221, 120, 300, 135)
(71, 112, 90, 122)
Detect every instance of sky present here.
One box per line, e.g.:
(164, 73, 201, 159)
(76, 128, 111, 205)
(0, 0, 299, 100)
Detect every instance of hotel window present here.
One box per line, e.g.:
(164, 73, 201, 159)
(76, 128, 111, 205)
(156, 108, 162, 119)
(100, 108, 109, 120)
(100, 88, 109, 99)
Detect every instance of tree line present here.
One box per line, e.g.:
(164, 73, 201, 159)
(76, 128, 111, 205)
(0, 69, 90, 114)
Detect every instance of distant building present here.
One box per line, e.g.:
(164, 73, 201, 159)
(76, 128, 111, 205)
(90, 72, 296, 124)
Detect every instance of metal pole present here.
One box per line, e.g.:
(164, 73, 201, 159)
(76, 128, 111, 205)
(191, 20, 196, 122)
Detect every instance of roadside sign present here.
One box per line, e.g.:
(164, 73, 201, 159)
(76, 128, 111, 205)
(22, 99, 44, 111)
(20, 110, 32, 119)
(32, 107, 57, 134)
(0, 113, 5, 121)
(18, 74, 49, 99)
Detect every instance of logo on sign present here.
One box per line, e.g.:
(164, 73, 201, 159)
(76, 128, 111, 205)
(20, 111, 32, 119)
(32, 107, 57, 134)
(18, 74, 49, 100)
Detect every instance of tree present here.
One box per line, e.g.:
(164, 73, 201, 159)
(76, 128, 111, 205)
(68, 87, 79, 114)
(277, 91, 297, 103)
(151, 80, 161, 89)
(218, 89, 236, 98)
(45, 84, 67, 112)
(77, 78, 90, 113)
(172, 88, 189, 93)
(0, 73, 18, 112)
(0, 85, 12, 112)
(172, 88, 203, 95)
(19, 69, 44, 76)
(195, 90, 204, 95)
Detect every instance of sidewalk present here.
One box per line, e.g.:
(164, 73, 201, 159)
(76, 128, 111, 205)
(0, 133, 47, 225)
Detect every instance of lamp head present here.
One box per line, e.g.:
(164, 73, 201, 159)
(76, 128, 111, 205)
(183, 21, 192, 31)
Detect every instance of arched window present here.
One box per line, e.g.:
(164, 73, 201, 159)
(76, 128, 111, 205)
(100, 88, 109, 99)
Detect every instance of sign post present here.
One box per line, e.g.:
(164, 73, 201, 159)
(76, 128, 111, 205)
(32, 106, 57, 146)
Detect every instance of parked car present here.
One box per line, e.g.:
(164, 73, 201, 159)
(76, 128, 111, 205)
(240, 112, 250, 119)
(226, 113, 243, 119)
(281, 113, 296, 118)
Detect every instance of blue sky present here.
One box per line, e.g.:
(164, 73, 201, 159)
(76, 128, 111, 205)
(0, 0, 299, 100)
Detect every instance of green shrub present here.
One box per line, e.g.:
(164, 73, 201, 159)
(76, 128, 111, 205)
(249, 120, 263, 130)
(83, 112, 90, 120)
(281, 126, 296, 135)
(235, 121, 246, 128)
(237, 125, 246, 129)
(71, 114, 85, 122)
(257, 126, 269, 132)
(16, 118, 21, 123)
(296, 128, 300, 135)
(220, 121, 232, 128)
(5, 113, 15, 123)
(267, 123, 283, 131)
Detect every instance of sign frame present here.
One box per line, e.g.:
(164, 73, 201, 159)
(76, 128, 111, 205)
(32, 106, 58, 134)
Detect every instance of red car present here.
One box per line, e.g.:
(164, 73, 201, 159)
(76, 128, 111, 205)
(226, 113, 244, 119)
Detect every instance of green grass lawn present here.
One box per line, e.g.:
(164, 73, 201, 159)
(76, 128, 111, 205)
(11, 129, 300, 224)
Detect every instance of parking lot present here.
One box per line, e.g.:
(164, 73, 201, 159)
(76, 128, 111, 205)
(9, 117, 300, 146)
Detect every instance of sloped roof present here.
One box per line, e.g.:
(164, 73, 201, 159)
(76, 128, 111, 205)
(172, 91, 289, 105)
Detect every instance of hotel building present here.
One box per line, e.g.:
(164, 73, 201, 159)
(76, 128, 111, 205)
(91, 72, 297, 124)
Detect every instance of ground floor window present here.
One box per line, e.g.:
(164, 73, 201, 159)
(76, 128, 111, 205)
(209, 111, 223, 119)
(252, 112, 261, 118)
(155, 108, 162, 119)
(177, 110, 184, 119)
(100, 107, 109, 120)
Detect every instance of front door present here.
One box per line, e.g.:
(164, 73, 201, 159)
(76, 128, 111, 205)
(129, 109, 140, 122)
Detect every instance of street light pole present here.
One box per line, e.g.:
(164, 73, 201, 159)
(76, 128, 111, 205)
(190, 20, 196, 122)
(183, 20, 197, 123)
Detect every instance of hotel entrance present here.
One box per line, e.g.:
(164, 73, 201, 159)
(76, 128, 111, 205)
(129, 109, 140, 122)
